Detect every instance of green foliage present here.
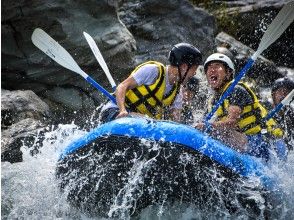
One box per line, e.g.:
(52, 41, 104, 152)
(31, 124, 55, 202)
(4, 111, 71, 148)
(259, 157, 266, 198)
(189, 0, 241, 35)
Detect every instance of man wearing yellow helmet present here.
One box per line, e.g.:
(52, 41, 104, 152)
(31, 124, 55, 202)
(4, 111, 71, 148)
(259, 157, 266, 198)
(100, 43, 202, 123)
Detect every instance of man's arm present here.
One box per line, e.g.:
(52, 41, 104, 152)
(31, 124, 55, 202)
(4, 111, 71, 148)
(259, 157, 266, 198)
(211, 85, 251, 130)
(195, 105, 241, 130)
(195, 105, 247, 152)
(115, 76, 138, 118)
(115, 64, 159, 118)
(212, 105, 241, 130)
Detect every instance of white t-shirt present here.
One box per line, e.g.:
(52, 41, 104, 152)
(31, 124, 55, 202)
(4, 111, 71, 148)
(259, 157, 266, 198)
(101, 64, 182, 111)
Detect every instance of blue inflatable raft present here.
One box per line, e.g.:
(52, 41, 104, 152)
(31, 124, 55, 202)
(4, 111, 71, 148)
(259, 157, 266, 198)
(56, 117, 277, 217)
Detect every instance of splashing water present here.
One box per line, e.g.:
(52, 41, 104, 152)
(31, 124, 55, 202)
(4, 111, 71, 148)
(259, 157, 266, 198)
(1, 123, 88, 219)
(2, 121, 294, 220)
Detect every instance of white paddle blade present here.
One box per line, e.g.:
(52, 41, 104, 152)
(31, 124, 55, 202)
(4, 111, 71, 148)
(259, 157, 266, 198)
(255, 1, 294, 58)
(31, 28, 88, 79)
(281, 89, 294, 105)
(83, 32, 116, 88)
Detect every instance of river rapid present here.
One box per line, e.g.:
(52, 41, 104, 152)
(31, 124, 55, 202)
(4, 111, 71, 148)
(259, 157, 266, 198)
(1, 118, 294, 220)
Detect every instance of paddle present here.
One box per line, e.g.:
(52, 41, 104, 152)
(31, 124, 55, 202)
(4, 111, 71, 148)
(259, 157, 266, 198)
(205, 1, 294, 125)
(83, 31, 117, 91)
(31, 28, 116, 104)
(264, 89, 294, 121)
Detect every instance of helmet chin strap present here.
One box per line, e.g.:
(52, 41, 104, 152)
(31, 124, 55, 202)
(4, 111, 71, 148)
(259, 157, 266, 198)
(177, 65, 190, 84)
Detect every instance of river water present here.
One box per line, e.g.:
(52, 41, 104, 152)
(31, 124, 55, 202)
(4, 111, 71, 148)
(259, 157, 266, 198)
(1, 120, 294, 219)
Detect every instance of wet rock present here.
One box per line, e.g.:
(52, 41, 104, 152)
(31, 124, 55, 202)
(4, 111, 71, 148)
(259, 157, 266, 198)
(1, 89, 50, 127)
(215, 32, 286, 86)
(119, 0, 216, 66)
(212, 1, 294, 68)
(2, 0, 136, 113)
(1, 118, 46, 163)
(43, 87, 95, 110)
(1, 89, 50, 163)
(213, 0, 288, 12)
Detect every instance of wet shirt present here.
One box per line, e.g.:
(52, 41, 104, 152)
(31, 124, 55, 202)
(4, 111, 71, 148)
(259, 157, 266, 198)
(212, 85, 253, 109)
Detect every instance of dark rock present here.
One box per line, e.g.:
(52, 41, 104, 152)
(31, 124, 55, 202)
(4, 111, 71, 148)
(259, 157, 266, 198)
(212, 1, 294, 68)
(118, 0, 216, 66)
(2, 0, 136, 113)
(1, 89, 50, 127)
(1, 118, 47, 163)
(1, 89, 51, 163)
(215, 32, 286, 86)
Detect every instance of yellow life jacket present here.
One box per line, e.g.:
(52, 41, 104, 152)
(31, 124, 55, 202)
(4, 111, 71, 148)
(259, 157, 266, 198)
(208, 81, 283, 137)
(125, 61, 180, 119)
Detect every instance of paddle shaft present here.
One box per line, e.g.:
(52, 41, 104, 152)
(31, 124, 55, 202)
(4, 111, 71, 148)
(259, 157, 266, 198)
(263, 89, 294, 121)
(265, 103, 284, 121)
(86, 76, 116, 104)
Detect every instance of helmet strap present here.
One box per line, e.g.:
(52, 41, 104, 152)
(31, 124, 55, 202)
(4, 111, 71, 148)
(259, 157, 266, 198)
(178, 65, 190, 84)
(226, 69, 233, 81)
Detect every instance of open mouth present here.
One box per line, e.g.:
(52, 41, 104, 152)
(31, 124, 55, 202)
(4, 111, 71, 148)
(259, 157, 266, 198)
(210, 75, 218, 83)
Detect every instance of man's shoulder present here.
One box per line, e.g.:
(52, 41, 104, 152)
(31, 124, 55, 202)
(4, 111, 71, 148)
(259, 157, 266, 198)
(141, 61, 165, 68)
(231, 84, 250, 96)
(227, 84, 253, 106)
(137, 63, 161, 74)
(133, 62, 163, 85)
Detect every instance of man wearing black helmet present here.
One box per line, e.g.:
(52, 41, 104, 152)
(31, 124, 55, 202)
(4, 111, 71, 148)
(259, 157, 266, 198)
(100, 43, 202, 123)
(271, 77, 294, 150)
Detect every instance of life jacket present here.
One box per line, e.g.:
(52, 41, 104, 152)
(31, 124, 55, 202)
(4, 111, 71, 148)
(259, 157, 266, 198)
(208, 81, 283, 137)
(125, 61, 180, 119)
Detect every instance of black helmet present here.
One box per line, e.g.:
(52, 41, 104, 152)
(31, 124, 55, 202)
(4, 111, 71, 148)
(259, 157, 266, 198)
(271, 77, 294, 93)
(168, 43, 202, 67)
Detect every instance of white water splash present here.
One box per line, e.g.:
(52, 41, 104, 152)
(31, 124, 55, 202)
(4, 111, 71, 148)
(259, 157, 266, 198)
(2, 122, 294, 219)
(1, 123, 89, 219)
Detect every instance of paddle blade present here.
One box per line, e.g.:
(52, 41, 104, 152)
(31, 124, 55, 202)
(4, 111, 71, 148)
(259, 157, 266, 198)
(32, 28, 115, 103)
(254, 1, 294, 58)
(31, 28, 87, 78)
(83, 32, 116, 88)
